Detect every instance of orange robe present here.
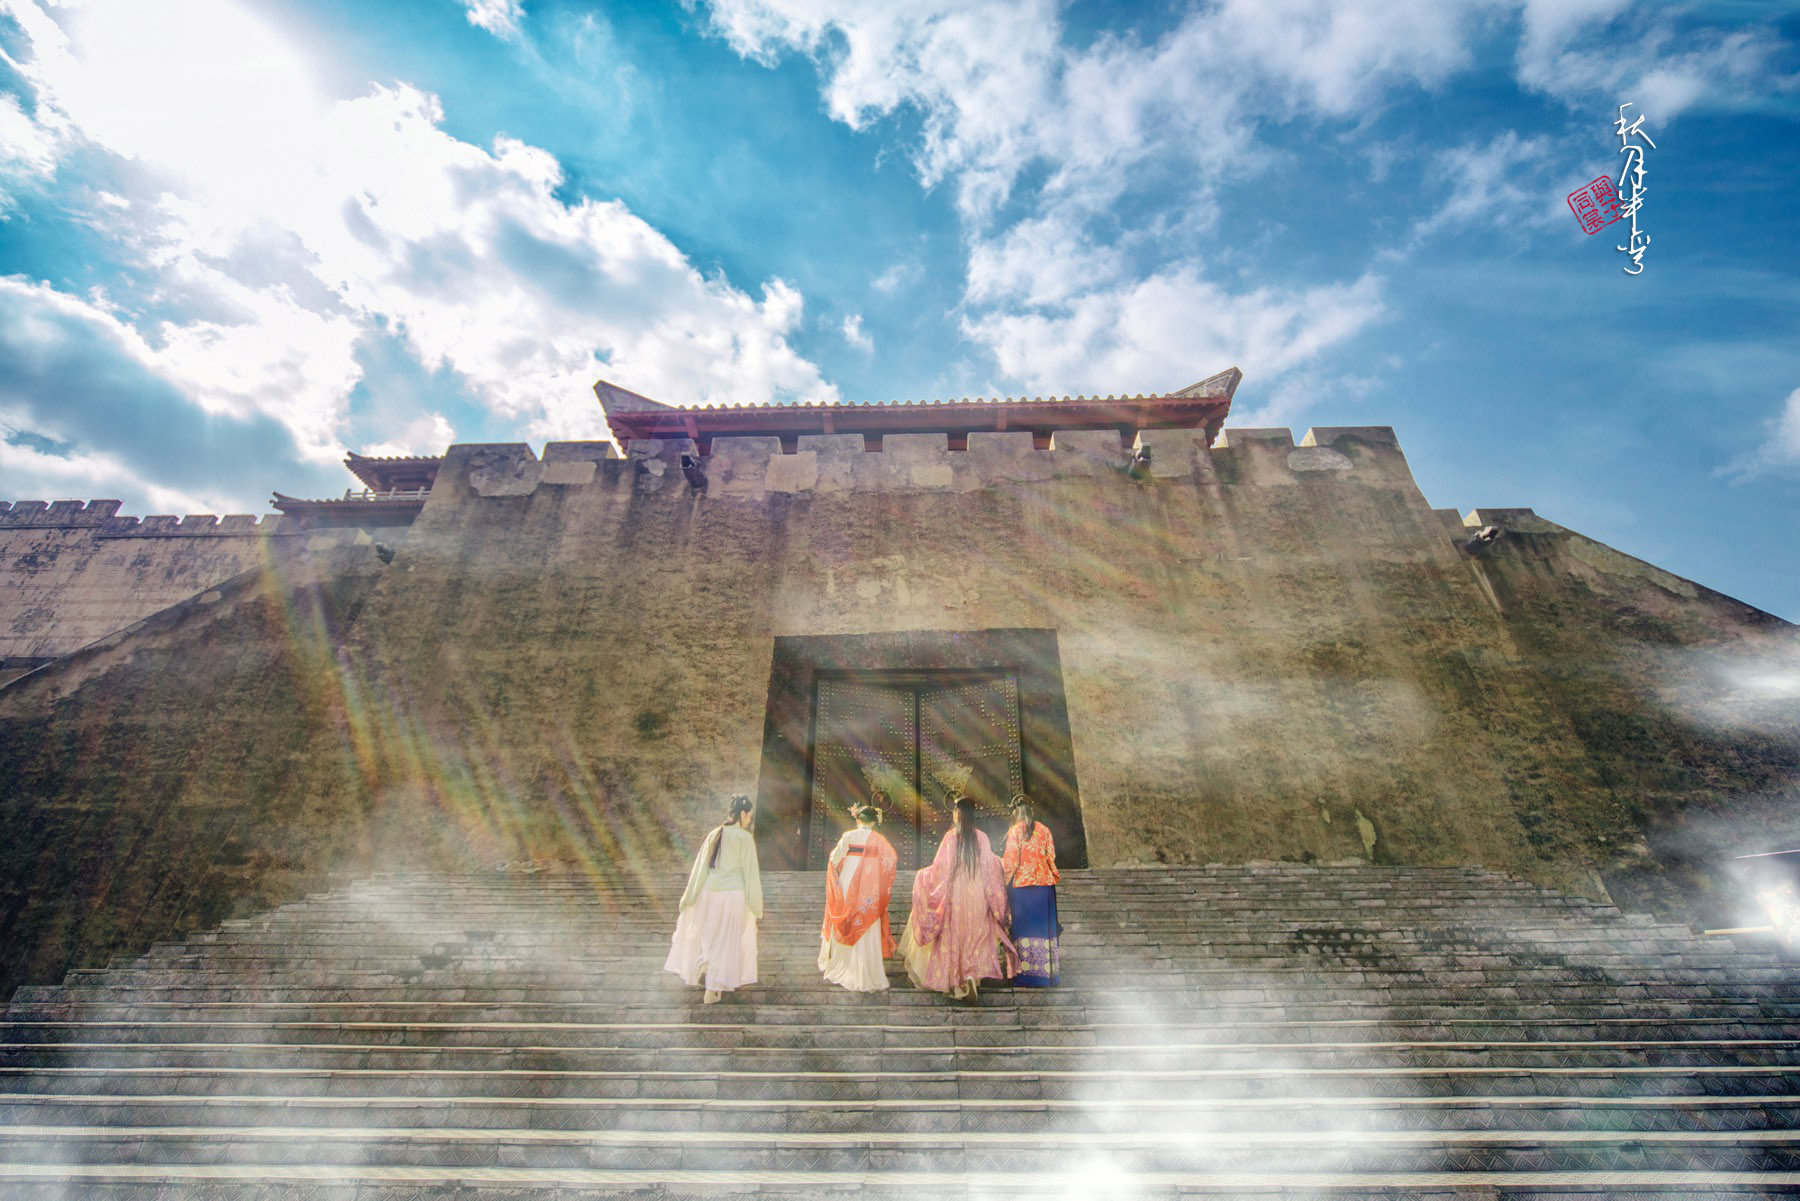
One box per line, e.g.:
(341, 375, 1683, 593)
(822, 829, 898, 956)
(1002, 820, 1060, 887)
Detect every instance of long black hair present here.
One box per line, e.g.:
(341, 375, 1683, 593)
(952, 797, 980, 877)
(708, 794, 754, 868)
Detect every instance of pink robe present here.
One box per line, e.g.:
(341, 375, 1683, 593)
(901, 827, 1016, 995)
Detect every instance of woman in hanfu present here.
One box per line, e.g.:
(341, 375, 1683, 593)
(818, 802, 898, 991)
(664, 794, 763, 1005)
(899, 797, 1015, 1000)
(1001, 793, 1061, 987)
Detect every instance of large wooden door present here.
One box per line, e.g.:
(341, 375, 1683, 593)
(809, 673, 1023, 870)
(810, 678, 918, 871)
(919, 674, 1023, 857)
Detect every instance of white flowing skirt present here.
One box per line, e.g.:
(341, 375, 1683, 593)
(818, 925, 889, 992)
(664, 888, 758, 992)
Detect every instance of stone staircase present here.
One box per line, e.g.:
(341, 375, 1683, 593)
(3, 865, 1799, 1198)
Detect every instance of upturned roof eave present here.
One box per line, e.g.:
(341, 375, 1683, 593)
(603, 396, 1232, 442)
(343, 452, 444, 492)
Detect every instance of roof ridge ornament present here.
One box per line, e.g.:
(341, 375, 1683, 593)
(1172, 366, 1243, 400)
(592, 378, 674, 415)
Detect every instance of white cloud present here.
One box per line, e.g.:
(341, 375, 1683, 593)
(705, 0, 1784, 413)
(1232, 367, 1384, 429)
(840, 313, 873, 353)
(965, 213, 1125, 309)
(872, 261, 922, 294)
(0, 433, 212, 512)
(0, 275, 326, 513)
(1515, 2, 1774, 122)
(1721, 387, 1800, 480)
(0, 92, 59, 201)
(702, 0, 1518, 214)
(1405, 131, 1561, 246)
(0, 0, 835, 476)
(699, 0, 1478, 400)
(362, 412, 458, 460)
(1200, 0, 1493, 116)
(966, 267, 1384, 398)
(464, 0, 525, 40)
(1777, 388, 1800, 464)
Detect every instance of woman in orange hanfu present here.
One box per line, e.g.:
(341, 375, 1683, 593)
(1001, 793, 1061, 987)
(899, 796, 1015, 1000)
(818, 802, 898, 992)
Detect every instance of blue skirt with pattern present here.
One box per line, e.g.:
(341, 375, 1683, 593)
(1007, 884, 1060, 987)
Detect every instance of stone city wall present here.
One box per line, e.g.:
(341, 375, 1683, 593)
(0, 428, 1794, 998)
(0, 499, 294, 683)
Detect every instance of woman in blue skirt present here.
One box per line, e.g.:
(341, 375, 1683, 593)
(1001, 793, 1060, 987)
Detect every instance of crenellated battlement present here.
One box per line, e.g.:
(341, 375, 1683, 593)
(0, 500, 305, 665)
(0, 500, 292, 536)
(446, 425, 1417, 501)
(635, 423, 1409, 497)
(0, 499, 120, 525)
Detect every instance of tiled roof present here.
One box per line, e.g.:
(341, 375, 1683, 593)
(344, 452, 444, 492)
(595, 369, 1242, 445)
(595, 368, 1241, 415)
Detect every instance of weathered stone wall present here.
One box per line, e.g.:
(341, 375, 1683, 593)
(0, 428, 1794, 997)
(0, 536, 386, 998)
(1452, 508, 1800, 925)
(0, 500, 291, 684)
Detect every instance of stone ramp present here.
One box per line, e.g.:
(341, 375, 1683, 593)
(3, 865, 1799, 1198)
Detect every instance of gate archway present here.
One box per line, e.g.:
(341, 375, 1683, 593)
(754, 629, 1084, 872)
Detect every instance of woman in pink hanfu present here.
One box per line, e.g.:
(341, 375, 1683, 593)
(899, 797, 1016, 1000)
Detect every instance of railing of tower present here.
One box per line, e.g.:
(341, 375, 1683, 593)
(338, 487, 432, 501)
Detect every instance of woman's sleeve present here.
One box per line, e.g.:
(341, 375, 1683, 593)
(740, 831, 764, 921)
(983, 840, 1009, 921)
(828, 830, 849, 870)
(678, 831, 714, 911)
(1001, 825, 1021, 881)
(877, 833, 898, 889)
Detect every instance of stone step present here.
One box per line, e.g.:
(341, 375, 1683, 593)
(8, 1037, 1798, 1075)
(5, 864, 1798, 1196)
(2, 1164, 1794, 1198)
(211, 895, 1653, 913)
(19, 999, 1800, 1033)
(243, 900, 1652, 921)
(5, 1123, 1800, 1174)
(126, 934, 1746, 957)
(271, 889, 1616, 905)
(81, 965, 1786, 994)
(28, 988, 1800, 1016)
(9, 1063, 1800, 1104)
(70, 968, 1786, 995)
(7, 1090, 1798, 1134)
(12, 1017, 1800, 1046)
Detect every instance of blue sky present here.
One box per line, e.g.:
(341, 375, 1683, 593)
(0, 0, 1796, 617)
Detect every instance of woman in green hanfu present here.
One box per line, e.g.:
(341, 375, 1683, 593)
(665, 794, 763, 1004)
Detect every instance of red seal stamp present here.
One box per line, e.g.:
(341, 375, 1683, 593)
(1568, 176, 1623, 235)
